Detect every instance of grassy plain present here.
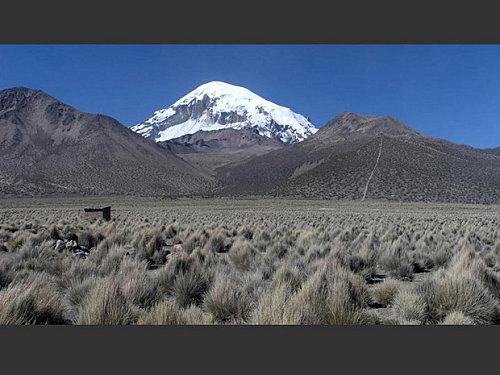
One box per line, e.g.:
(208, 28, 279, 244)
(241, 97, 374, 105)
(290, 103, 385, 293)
(0, 197, 498, 325)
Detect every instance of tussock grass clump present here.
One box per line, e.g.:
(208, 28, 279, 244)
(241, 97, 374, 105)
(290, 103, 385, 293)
(182, 305, 213, 324)
(60, 258, 98, 286)
(76, 277, 137, 325)
(415, 273, 497, 324)
(182, 229, 209, 254)
(0, 272, 66, 324)
(137, 299, 212, 325)
(0, 259, 13, 290)
(91, 244, 127, 276)
(229, 238, 258, 271)
(172, 268, 210, 308)
(138, 299, 186, 325)
(251, 285, 293, 324)
(164, 224, 178, 239)
(440, 311, 475, 325)
(273, 262, 307, 292)
(370, 278, 401, 307)
(119, 259, 161, 309)
(285, 260, 372, 324)
(239, 226, 254, 240)
(393, 289, 426, 323)
(204, 276, 253, 323)
(463, 255, 500, 299)
(203, 229, 228, 254)
(63, 277, 97, 322)
(49, 225, 61, 240)
(379, 240, 414, 281)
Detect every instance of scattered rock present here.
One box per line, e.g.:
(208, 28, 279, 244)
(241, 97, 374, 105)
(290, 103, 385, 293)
(54, 239, 65, 252)
(172, 244, 183, 253)
(63, 232, 78, 243)
(65, 240, 78, 249)
(161, 245, 172, 254)
(74, 250, 87, 259)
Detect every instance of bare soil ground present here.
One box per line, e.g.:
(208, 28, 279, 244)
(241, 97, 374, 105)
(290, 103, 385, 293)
(0, 197, 498, 325)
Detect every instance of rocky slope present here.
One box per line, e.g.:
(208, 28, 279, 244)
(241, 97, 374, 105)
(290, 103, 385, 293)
(0, 87, 216, 197)
(481, 147, 500, 156)
(218, 112, 500, 204)
(158, 128, 283, 172)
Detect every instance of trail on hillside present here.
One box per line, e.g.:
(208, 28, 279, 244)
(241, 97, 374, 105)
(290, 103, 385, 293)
(362, 137, 383, 201)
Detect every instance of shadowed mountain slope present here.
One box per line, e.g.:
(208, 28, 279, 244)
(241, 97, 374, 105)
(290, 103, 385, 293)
(159, 128, 283, 172)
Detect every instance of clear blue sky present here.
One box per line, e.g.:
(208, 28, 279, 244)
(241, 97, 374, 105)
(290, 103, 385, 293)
(1, 45, 499, 148)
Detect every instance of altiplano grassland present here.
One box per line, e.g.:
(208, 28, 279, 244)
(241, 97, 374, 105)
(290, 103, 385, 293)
(0, 197, 498, 325)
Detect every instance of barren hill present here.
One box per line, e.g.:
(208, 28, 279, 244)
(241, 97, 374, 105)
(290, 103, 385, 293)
(0, 87, 216, 196)
(481, 146, 500, 156)
(218, 112, 500, 203)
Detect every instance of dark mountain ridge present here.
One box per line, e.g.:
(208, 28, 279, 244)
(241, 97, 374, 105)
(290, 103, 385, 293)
(218, 112, 499, 204)
(0, 87, 216, 197)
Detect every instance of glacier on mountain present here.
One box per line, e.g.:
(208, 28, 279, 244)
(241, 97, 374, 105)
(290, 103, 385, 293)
(132, 81, 317, 144)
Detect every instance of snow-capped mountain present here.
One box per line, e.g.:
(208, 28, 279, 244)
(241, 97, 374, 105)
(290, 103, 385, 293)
(131, 81, 317, 144)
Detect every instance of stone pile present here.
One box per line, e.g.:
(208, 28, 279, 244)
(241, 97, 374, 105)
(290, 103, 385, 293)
(54, 232, 93, 259)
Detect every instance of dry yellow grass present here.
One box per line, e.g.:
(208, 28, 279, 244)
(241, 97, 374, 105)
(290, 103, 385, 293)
(0, 197, 498, 325)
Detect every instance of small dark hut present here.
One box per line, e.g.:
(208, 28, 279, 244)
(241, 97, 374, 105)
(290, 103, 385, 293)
(84, 206, 111, 221)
